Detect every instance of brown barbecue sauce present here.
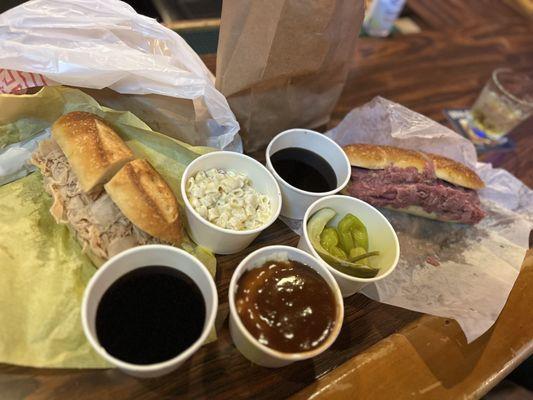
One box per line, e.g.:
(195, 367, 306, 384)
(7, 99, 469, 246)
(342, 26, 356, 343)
(235, 260, 337, 353)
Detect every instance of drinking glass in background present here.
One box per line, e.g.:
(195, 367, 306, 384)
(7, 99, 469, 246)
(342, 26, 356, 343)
(469, 68, 533, 141)
(363, 0, 407, 37)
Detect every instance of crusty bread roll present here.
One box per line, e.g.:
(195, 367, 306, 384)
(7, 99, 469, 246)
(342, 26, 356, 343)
(52, 111, 134, 193)
(343, 144, 484, 190)
(344, 143, 429, 173)
(428, 153, 484, 191)
(105, 159, 182, 245)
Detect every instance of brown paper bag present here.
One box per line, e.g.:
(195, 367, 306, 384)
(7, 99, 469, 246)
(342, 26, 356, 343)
(216, 0, 364, 152)
(83, 89, 203, 145)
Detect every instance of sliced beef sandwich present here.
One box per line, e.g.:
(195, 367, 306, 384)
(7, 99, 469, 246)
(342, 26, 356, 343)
(343, 144, 486, 224)
(31, 111, 182, 265)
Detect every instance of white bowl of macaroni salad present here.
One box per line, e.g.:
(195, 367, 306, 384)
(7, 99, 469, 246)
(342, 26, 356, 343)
(181, 151, 282, 254)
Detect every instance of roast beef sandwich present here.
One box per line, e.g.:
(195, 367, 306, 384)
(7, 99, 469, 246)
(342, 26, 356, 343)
(31, 111, 182, 265)
(343, 144, 486, 224)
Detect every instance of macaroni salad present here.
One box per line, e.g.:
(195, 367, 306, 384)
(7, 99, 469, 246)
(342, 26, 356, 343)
(186, 168, 271, 231)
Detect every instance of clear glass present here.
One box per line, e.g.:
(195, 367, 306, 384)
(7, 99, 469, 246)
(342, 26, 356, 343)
(364, 0, 406, 37)
(469, 68, 533, 140)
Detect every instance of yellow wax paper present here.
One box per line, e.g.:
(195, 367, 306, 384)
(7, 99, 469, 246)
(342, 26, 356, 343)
(0, 86, 216, 368)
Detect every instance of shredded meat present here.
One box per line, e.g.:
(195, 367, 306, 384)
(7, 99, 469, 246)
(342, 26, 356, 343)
(31, 139, 160, 261)
(347, 166, 486, 224)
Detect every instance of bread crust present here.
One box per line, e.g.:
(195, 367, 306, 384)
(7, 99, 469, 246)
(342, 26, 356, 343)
(428, 153, 484, 190)
(105, 159, 182, 244)
(52, 112, 134, 193)
(343, 144, 429, 172)
(343, 143, 484, 190)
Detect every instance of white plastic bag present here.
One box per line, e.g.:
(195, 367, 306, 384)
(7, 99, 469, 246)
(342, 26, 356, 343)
(0, 0, 241, 150)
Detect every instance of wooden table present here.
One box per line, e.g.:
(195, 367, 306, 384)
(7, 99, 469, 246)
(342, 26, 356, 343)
(407, 0, 527, 29)
(1, 15, 533, 400)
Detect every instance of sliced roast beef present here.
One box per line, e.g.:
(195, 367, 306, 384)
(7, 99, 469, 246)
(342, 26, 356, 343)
(347, 166, 485, 224)
(31, 139, 160, 260)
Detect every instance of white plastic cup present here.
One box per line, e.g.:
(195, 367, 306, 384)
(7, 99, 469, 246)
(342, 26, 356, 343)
(81, 245, 218, 378)
(298, 195, 400, 297)
(228, 245, 344, 368)
(181, 151, 282, 254)
(265, 129, 351, 219)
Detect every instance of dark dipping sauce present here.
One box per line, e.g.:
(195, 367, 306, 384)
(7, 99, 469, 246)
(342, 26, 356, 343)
(270, 147, 337, 193)
(96, 266, 205, 365)
(235, 260, 337, 353)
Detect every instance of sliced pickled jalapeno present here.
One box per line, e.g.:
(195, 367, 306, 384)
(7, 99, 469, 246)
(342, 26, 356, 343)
(320, 227, 347, 260)
(306, 207, 380, 279)
(338, 213, 369, 253)
(349, 247, 366, 260)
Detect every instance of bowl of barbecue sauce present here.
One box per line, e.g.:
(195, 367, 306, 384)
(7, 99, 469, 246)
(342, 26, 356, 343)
(82, 245, 217, 378)
(266, 129, 351, 219)
(229, 245, 343, 368)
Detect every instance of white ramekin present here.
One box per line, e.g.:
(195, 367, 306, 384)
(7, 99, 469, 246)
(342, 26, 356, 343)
(228, 245, 344, 368)
(298, 195, 400, 297)
(81, 245, 218, 378)
(265, 129, 351, 219)
(181, 151, 282, 254)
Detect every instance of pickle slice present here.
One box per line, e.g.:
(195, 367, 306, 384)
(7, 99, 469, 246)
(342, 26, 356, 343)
(307, 208, 380, 279)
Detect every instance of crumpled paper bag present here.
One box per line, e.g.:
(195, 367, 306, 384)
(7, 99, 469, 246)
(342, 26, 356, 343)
(0, 86, 216, 368)
(327, 97, 532, 342)
(216, 0, 364, 152)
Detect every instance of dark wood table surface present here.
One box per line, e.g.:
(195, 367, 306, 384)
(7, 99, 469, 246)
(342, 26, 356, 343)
(406, 0, 528, 29)
(1, 12, 533, 400)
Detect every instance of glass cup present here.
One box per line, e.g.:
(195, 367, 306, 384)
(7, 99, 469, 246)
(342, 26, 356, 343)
(469, 68, 533, 141)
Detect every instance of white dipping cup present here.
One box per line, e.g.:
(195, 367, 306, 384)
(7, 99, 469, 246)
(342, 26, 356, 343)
(298, 195, 400, 297)
(181, 151, 282, 254)
(265, 129, 351, 219)
(228, 245, 344, 368)
(81, 245, 218, 378)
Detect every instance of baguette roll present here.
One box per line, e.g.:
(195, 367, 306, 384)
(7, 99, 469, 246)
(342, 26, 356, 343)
(344, 144, 484, 190)
(105, 159, 182, 245)
(52, 111, 134, 193)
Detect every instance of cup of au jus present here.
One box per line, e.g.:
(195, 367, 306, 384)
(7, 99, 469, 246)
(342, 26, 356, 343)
(228, 245, 344, 368)
(265, 129, 351, 219)
(81, 245, 218, 378)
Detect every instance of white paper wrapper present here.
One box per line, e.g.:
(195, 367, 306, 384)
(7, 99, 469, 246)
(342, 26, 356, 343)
(285, 97, 532, 342)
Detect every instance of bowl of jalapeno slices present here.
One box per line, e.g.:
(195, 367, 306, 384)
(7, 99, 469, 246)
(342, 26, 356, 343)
(298, 195, 400, 297)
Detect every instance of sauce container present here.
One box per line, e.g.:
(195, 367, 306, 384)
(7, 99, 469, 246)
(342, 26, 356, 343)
(228, 245, 344, 368)
(265, 129, 351, 219)
(81, 245, 218, 378)
(298, 195, 400, 297)
(181, 151, 282, 254)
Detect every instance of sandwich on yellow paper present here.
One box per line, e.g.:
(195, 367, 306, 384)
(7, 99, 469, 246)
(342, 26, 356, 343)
(0, 86, 216, 368)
